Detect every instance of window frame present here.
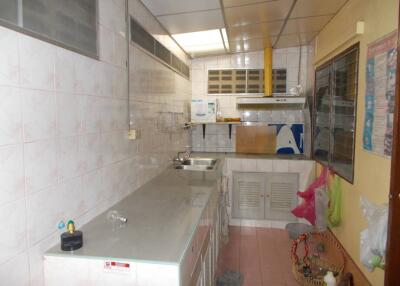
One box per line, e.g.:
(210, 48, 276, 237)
(0, 0, 99, 60)
(312, 43, 360, 184)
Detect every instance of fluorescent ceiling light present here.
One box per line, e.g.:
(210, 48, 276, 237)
(221, 28, 230, 51)
(173, 29, 228, 55)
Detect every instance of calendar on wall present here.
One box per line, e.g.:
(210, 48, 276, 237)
(363, 31, 397, 157)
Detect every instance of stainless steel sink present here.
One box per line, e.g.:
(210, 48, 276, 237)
(174, 158, 218, 171)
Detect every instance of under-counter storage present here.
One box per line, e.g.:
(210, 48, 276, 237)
(232, 172, 298, 221)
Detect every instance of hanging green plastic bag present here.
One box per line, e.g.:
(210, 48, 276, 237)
(326, 176, 342, 227)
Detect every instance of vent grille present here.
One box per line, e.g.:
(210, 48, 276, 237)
(130, 17, 190, 79)
(208, 69, 286, 94)
(239, 181, 262, 209)
(270, 183, 293, 209)
(272, 69, 287, 93)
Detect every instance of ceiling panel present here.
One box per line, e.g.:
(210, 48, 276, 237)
(224, 0, 292, 27)
(274, 32, 317, 48)
(228, 20, 283, 41)
(290, 0, 348, 18)
(223, 0, 277, 8)
(158, 10, 225, 34)
(141, 0, 220, 16)
(229, 37, 275, 53)
(191, 49, 227, 58)
(283, 15, 333, 35)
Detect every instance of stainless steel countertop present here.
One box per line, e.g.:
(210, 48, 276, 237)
(45, 153, 310, 264)
(45, 160, 222, 265)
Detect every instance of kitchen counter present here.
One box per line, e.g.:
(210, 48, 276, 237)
(193, 152, 310, 160)
(45, 152, 310, 264)
(44, 153, 315, 285)
(46, 158, 222, 265)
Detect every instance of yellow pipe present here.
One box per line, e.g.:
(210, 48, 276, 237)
(264, 47, 272, 97)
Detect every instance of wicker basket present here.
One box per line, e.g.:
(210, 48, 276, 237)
(291, 232, 345, 286)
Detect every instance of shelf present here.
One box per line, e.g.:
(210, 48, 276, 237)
(186, 122, 241, 139)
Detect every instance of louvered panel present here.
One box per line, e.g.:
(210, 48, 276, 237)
(266, 173, 298, 221)
(239, 181, 262, 209)
(207, 68, 286, 94)
(270, 182, 293, 209)
(272, 69, 287, 94)
(233, 172, 265, 219)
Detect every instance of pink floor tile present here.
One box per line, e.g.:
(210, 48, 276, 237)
(217, 226, 297, 286)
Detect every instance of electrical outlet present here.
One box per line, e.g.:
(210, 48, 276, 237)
(128, 129, 138, 140)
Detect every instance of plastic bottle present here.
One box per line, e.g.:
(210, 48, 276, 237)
(323, 271, 336, 286)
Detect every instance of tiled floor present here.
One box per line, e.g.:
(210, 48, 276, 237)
(216, 226, 299, 286)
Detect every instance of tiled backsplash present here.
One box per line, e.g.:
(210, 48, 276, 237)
(191, 124, 237, 153)
(190, 47, 310, 153)
(191, 108, 305, 153)
(0, 0, 191, 285)
(191, 47, 310, 118)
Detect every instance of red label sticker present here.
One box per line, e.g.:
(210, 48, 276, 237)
(104, 260, 131, 273)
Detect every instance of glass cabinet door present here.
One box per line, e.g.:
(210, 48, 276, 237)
(313, 65, 332, 165)
(331, 48, 359, 182)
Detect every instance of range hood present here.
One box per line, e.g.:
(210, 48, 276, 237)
(236, 47, 306, 107)
(236, 96, 306, 105)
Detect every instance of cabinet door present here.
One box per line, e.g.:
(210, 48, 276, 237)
(203, 244, 212, 286)
(232, 172, 266, 219)
(265, 173, 298, 221)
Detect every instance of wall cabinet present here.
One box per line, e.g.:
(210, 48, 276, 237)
(232, 172, 298, 221)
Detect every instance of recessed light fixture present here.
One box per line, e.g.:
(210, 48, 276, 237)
(172, 28, 229, 56)
(221, 28, 230, 51)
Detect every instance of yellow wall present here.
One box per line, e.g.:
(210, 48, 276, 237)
(314, 0, 398, 285)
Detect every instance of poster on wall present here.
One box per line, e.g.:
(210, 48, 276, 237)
(363, 31, 397, 157)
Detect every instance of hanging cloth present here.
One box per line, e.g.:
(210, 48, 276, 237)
(326, 175, 342, 227)
(291, 166, 329, 225)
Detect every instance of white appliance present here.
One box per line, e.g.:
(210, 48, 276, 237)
(191, 99, 217, 123)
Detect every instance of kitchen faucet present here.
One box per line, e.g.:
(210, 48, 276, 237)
(174, 146, 191, 163)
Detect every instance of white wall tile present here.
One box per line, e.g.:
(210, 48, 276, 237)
(55, 48, 76, 93)
(56, 92, 81, 137)
(0, 1, 191, 285)
(24, 140, 57, 194)
(75, 56, 99, 96)
(114, 34, 127, 68)
(228, 158, 242, 172)
(0, 144, 24, 206)
(28, 234, 58, 286)
(136, 262, 179, 286)
(99, 62, 114, 97)
(99, 24, 115, 64)
(0, 252, 30, 286)
(286, 51, 300, 68)
(256, 159, 273, 172)
(79, 133, 103, 172)
(22, 89, 56, 142)
(242, 159, 257, 172)
(0, 86, 22, 145)
(272, 159, 289, 172)
(0, 199, 27, 264)
(19, 35, 55, 91)
(57, 137, 81, 181)
(80, 95, 101, 134)
(0, 27, 19, 86)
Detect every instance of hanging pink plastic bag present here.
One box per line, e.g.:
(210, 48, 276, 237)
(291, 167, 328, 225)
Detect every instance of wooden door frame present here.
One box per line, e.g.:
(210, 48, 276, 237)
(384, 4, 400, 285)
